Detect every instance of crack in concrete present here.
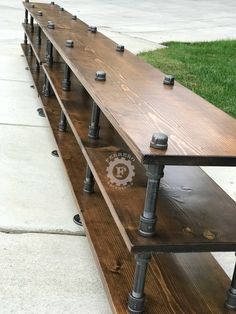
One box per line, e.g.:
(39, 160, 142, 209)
(0, 228, 86, 237)
(0, 122, 49, 128)
(100, 28, 166, 47)
(0, 78, 33, 83)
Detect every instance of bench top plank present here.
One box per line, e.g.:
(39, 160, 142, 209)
(25, 2, 236, 166)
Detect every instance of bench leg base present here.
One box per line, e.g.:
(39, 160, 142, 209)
(225, 260, 236, 310)
(83, 166, 95, 193)
(59, 111, 67, 132)
(225, 289, 236, 310)
(128, 293, 145, 314)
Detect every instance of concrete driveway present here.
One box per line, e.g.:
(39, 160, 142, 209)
(60, 0, 236, 52)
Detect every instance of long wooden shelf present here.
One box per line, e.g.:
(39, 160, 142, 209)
(23, 2, 236, 166)
(22, 43, 235, 314)
(40, 61, 236, 254)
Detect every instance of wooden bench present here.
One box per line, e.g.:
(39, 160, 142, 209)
(22, 2, 236, 313)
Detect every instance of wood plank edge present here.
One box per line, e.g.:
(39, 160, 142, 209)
(42, 63, 134, 253)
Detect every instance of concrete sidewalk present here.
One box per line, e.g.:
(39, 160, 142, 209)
(68, 0, 236, 52)
(0, 1, 235, 313)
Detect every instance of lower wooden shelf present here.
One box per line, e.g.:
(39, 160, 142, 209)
(21, 42, 235, 314)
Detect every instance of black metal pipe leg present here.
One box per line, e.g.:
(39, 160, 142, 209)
(42, 74, 47, 94)
(62, 64, 71, 91)
(128, 253, 151, 314)
(139, 164, 164, 237)
(225, 260, 236, 310)
(45, 39, 49, 60)
(88, 102, 101, 139)
(28, 45, 33, 56)
(36, 60, 40, 72)
(46, 40, 53, 67)
(44, 76, 51, 97)
(24, 9, 28, 24)
(59, 110, 67, 132)
(24, 33, 28, 45)
(83, 165, 95, 193)
(30, 16, 34, 32)
(36, 26, 41, 45)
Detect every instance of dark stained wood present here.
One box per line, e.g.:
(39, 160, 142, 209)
(24, 2, 236, 166)
(150, 253, 233, 314)
(22, 43, 235, 314)
(42, 62, 236, 253)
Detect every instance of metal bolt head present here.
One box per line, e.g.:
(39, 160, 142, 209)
(91, 26, 97, 33)
(150, 133, 168, 150)
(95, 71, 106, 81)
(73, 214, 82, 226)
(72, 15, 77, 20)
(66, 40, 74, 48)
(37, 108, 45, 117)
(51, 150, 59, 157)
(47, 21, 55, 29)
(88, 25, 97, 33)
(163, 75, 175, 86)
(116, 44, 125, 52)
(31, 4, 35, 8)
(51, 1, 55, 4)
(37, 11, 43, 16)
(60, 7, 64, 11)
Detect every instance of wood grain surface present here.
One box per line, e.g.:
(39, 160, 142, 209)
(22, 43, 235, 313)
(23, 2, 236, 166)
(42, 61, 236, 253)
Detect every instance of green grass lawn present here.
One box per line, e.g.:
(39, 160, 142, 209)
(139, 40, 236, 118)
